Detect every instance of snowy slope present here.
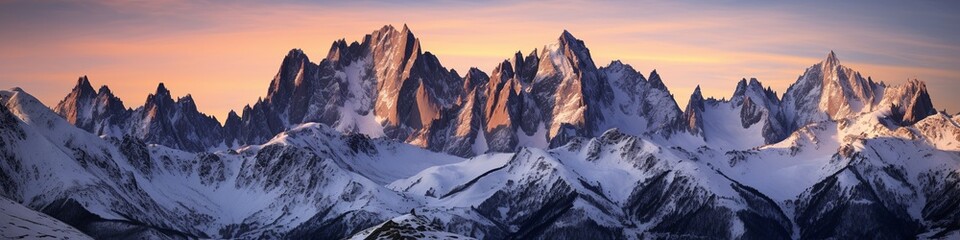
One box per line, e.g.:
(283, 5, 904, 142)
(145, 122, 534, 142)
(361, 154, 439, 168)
(390, 129, 792, 239)
(1, 88, 454, 239)
(0, 88, 209, 238)
(0, 196, 92, 240)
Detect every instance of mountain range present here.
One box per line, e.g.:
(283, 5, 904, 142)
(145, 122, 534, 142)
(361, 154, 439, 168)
(2, 24, 958, 239)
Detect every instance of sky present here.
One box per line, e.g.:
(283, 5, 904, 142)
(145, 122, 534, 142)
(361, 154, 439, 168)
(1, 0, 959, 122)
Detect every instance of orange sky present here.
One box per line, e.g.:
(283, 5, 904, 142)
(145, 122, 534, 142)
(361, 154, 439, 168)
(2, 1, 959, 122)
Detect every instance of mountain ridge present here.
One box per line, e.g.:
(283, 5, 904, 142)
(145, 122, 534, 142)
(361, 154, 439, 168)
(5, 23, 957, 240)
(0, 83, 960, 239)
(4, 77, 959, 239)
(53, 25, 938, 158)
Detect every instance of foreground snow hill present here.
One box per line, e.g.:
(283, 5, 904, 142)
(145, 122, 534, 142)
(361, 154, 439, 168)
(4, 85, 960, 239)
(0, 196, 92, 240)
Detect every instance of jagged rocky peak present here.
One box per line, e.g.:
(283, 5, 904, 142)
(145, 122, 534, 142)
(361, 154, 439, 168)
(688, 86, 705, 108)
(265, 48, 315, 104)
(51, 76, 225, 152)
(683, 85, 706, 137)
(491, 59, 516, 84)
(54, 76, 98, 125)
(54, 76, 129, 133)
(732, 78, 779, 106)
(782, 51, 938, 131)
(536, 30, 602, 85)
(884, 78, 936, 125)
(144, 82, 176, 113)
(601, 60, 646, 87)
(509, 49, 540, 84)
(534, 30, 615, 142)
(596, 61, 685, 137)
(462, 67, 489, 94)
(781, 51, 883, 130)
(824, 50, 839, 67)
(149, 82, 172, 100)
(96, 85, 115, 98)
(326, 39, 365, 63)
(176, 94, 200, 115)
(285, 48, 309, 62)
(58, 76, 96, 104)
(222, 24, 466, 147)
(648, 69, 667, 90)
(143, 83, 185, 109)
(368, 24, 422, 78)
(555, 30, 597, 70)
(900, 79, 936, 124)
(727, 77, 789, 143)
(483, 60, 520, 129)
(815, 51, 879, 112)
(364, 24, 463, 134)
(133, 82, 225, 152)
(223, 110, 241, 130)
(93, 84, 127, 114)
(732, 78, 748, 101)
(74, 76, 96, 98)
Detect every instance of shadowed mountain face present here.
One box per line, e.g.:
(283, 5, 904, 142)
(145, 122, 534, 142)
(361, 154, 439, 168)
(31, 24, 955, 239)
(54, 78, 222, 152)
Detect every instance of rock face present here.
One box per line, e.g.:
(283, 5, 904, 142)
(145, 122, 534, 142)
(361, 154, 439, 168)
(53, 76, 129, 136)
(682, 86, 706, 137)
(224, 25, 464, 149)
(597, 65, 683, 138)
(53, 28, 941, 159)
(532, 30, 615, 147)
(423, 68, 490, 157)
(54, 79, 222, 152)
(55, 25, 691, 157)
(780, 51, 935, 131)
(731, 78, 788, 143)
(880, 78, 937, 125)
(133, 84, 224, 151)
(675, 52, 937, 149)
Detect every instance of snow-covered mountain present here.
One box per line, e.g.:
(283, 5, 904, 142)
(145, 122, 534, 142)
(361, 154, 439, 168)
(389, 129, 794, 239)
(6, 25, 959, 239)
(222, 25, 464, 151)
(54, 25, 684, 158)
(2, 87, 458, 239)
(780, 51, 936, 131)
(680, 78, 786, 149)
(54, 78, 223, 152)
